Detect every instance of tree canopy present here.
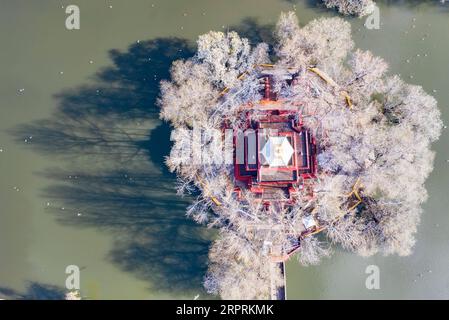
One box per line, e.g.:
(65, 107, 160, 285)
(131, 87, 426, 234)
(322, 0, 376, 17)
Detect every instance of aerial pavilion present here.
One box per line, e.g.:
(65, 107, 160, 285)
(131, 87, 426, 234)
(233, 68, 317, 205)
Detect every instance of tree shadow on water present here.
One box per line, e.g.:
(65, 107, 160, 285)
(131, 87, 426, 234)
(0, 282, 65, 300)
(10, 18, 277, 297)
(11, 38, 214, 296)
(230, 17, 276, 46)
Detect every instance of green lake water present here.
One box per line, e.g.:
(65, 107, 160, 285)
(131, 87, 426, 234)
(0, 0, 448, 299)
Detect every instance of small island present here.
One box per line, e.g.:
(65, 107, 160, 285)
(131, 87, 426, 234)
(159, 12, 442, 299)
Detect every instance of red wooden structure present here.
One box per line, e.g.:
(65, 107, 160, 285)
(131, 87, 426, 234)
(233, 75, 318, 204)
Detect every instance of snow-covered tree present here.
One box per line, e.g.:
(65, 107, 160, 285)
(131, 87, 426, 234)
(322, 0, 376, 17)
